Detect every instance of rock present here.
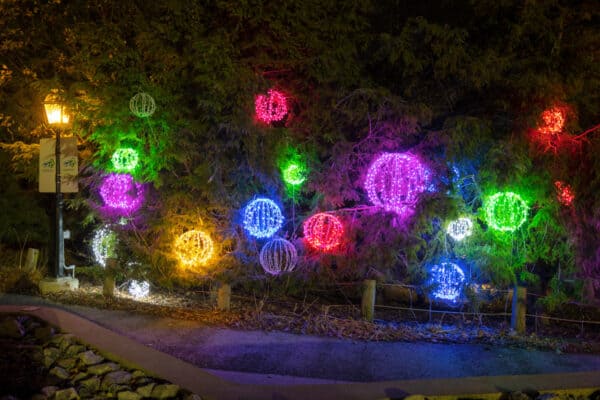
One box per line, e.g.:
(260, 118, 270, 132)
(50, 366, 70, 380)
(87, 362, 119, 375)
(54, 387, 79, 400)
(79, 350, 104, 366)
(506, 392, 532, 400)
(65, 344, 86, 357)
(537, 394, 561, 400)
(31, 394, 47, 400)
(403, 396, 426, 400)
(131, 370, 145, 379)
(34, 325, 55, 341)
(43, 347, 61, 368)
(102, 370, 133, 391)
(184, 394, 204, 400)
(57, 357, 78, 370)
(78, 377, 100, 397)
(41, 386, 59, 397)
(0, 317, 24, 338)
(151, 384, 180, 399)
(72, 372, 89, 383)
(136, 383, 155, 398)
(50, 333, 75, 350)
(117, 391, 142, 400)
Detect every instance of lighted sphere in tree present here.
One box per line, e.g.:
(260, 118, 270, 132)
(282, 162, 307, 186)
(174, 230, 214, 267)
(243, 198, 284, 238)
(129, 92, 156, 118)
(99, 173, 145, 214)
(539, 106, 566, 135)
(555, 181, 575, 206)
(303, 213, 344, 252)
(91, 227, 117, 268)
(255, 89, 288, 124)
(128, 280, 150, 299)
(364, 152, 430, 216)
(111, 147, 139, 172)
(484, 192, 528, 232)
(259, 238, 298, 275)
(447, 217, 473, 241)
(429, 261, 466, 303)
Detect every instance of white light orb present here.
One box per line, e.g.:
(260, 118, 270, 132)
(447, 217, 474, 241)
(259, 238, 298, 275)
(91, 227, 117, 268)
(128, 280, 150, 299)
(129, 92, 156, 118)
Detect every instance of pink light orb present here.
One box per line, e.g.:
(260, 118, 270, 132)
(555, 181, 575, 207)
(364, 152, 430, 216)
(303, 213, 344, 252)
(99, 173, 145, 214)
(255, 89, 288, 124)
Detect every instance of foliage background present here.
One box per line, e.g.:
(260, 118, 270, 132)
(0, 0, 598, 304)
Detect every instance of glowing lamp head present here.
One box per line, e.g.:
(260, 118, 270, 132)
(174, 229, 214, 268)
(128, 280, 150, 299)
(91, 227, 117, 267)
(282, 162, 307, 186)
(484, 192, 528, 232)
(555, 181, 575, 206)
(255, 89, 288, 124)
(303, 213, 344, 252)
(447, 217, 474, 241)
(99, 173, 145, 214)
(429, 261, 466, 303)
(259, 238, 298, 275)
(243, 197, 284, 239)
(111, 147, 139, 172)
(44, 91, 70, 126)
(364, 152, 430, 216)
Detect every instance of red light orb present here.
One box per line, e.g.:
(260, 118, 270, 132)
(255, 89, 288, 124)
(554, 181, 575, 206)
(303, 213, 344, 252)
(539, 106, 566, 135)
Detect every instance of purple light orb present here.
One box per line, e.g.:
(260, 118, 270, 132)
(99, 173, 145, 214)
(364, 152, 430, 216)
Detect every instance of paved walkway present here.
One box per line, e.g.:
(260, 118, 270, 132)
(1, 293, 600, 399)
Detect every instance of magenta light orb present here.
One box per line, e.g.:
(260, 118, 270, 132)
(364, 152, 430, 215)
(255, 89, 288, 124)
(99, 173, 145, 214)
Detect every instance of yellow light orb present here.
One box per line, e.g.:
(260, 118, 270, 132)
(174, 230, 214, 267)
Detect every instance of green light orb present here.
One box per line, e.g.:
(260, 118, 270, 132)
(484, 192, 528, 232)
(282, 163, 306, 186)
(111, 148, 139, 172)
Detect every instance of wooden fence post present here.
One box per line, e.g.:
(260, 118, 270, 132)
(217, 283, 231, 311)
(511, 285, 527, 333)
(361, 279, 376, 322)
(103, 258, 117, 298)
(24, 248, 40, 270)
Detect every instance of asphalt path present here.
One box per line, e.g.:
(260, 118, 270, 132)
(2, 293, 600, 385)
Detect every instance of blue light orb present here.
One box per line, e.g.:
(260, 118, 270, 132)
(429, 262, 466, 303)
(243, 197, 284, 238)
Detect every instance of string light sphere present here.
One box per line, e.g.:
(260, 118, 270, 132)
(129, 92, 156, 118)
(484, 192, 528, 232)
(111, 147, 139, 172)
(555, 181, 575, 206)
(99, 173, 145, 214)
(282, 162, 307, 186)
(539, 106, 566, 135)
(429, 261, 466, 303)
(91, 227, 117, 268)
(255, 89, 288, 124)
(174, 230, 214, 267)
(364, 152, 430, 215)
(447, 217, 474, 241)
(303, 213, 344, 252)
(128, 280, 150, 299)
(259, 238, 298, 275)
(243, 198, 284, 239)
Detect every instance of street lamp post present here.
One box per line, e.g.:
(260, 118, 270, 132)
(43, 92, 70, 278)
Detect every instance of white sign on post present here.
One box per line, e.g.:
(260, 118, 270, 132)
(39, 137, 78, 193)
